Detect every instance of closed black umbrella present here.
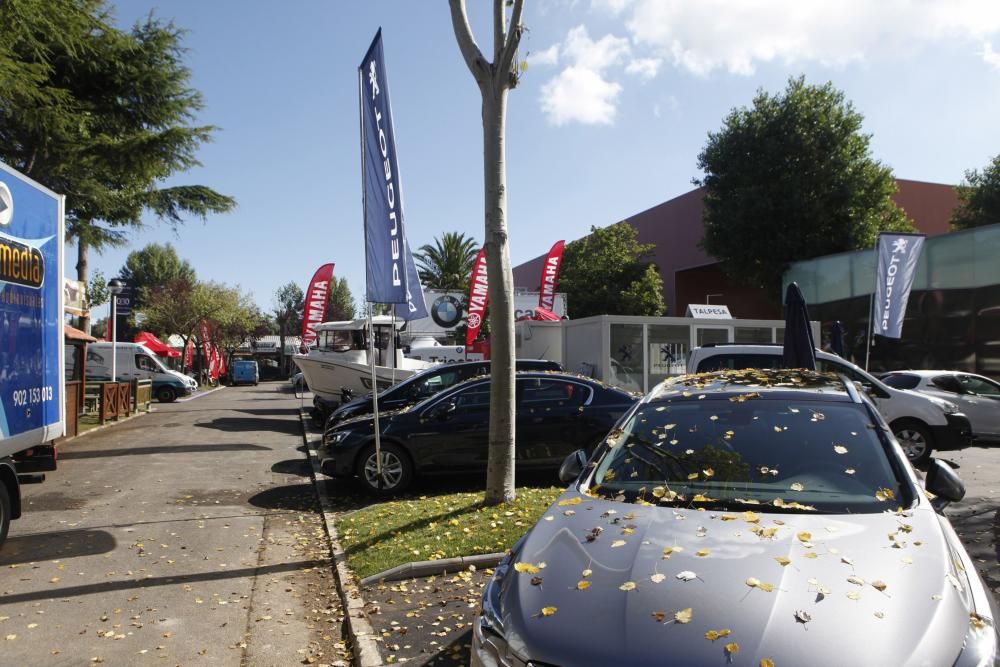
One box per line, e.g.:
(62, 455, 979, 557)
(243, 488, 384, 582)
(782, 282, 816, 370)
(830, 321, 845, 358)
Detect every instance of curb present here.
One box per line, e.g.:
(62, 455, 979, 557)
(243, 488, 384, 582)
(359, 552, 505, 588)
(298, 409, 384, 667)
(176, 385, 225, 402)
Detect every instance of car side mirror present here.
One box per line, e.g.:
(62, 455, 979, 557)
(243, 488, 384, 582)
(558, 449, 588, 484)
(430, 400, 457, 421)
(926, 458, 965, 504)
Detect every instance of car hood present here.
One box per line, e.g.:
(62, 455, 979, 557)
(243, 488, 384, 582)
(167, 370, 196, 387)
(498, 492, 975, 666)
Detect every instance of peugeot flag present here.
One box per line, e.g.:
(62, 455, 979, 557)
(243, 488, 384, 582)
(394, 237, 429, 321)
(873, 232, 925, 339)
(360, 30, 409, 305)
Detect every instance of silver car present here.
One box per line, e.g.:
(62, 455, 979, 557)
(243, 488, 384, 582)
(883, 370, 1000, 443)
(473, 369, 999, 667)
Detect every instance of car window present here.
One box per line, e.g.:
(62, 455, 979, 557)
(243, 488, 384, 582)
(881, 373, 921, 390)
(589, 399, 908, 514)
(406, 369, 463, 400)
(696, 354, 782, 372)
(931, 375, 962, 394)
(135, 354, 157, 372)
(451, 383, 491, 412)
(959, 375, 1000, 397)
(518, 378, 590, 408)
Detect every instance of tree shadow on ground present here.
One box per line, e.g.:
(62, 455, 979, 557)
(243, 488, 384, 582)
(947, 498, 1000, 596)
(248, 483, 324, 513)
(194, 416, 299, 435)
(60, 443, 270, 460)
(271, 458, 312, 476)
(0, 528, 116, 566)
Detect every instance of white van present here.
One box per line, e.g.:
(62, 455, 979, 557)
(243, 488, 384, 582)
(86, 342, 196, 402)
(686, 344, 973, 464)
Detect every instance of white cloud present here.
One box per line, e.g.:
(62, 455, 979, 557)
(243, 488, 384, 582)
(529, 44, 560, 67)
(538, 26, 630, 126)
(984, 41, 1000, 70)
(618, 0, 1000, 76)
(625, 57, 662, 81)
(590, 0, 633, 14)
(541, 67, 623, 125)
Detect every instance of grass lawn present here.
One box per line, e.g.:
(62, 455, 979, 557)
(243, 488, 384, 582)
(338, 486, 564, 580)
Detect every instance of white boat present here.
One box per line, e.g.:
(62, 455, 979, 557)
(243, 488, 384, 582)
(292, 316, 435, 405)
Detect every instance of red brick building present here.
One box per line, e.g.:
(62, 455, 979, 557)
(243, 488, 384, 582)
(512, 179, 960, 320)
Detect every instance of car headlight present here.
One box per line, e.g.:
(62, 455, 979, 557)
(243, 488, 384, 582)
(325, 430, 352, 446)
(943, 401, 960, 415)
(953, 614, 998, 667)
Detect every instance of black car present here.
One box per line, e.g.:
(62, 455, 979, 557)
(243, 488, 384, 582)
(320, 371, 638, 494)
(324, 358, 562, 427)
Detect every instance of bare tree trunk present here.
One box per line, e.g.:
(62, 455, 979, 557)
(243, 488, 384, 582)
(449, 0, 524, 505)
(483, 88, 516, 504)
(77, 238, 91, 334)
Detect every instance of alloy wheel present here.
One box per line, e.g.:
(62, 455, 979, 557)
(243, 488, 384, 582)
(363, 450, 404, 490)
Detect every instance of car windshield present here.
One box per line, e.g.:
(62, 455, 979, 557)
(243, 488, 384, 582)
(588, 398, 910, 514)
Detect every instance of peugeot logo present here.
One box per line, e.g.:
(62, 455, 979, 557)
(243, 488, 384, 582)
(0, 182, 12, 227)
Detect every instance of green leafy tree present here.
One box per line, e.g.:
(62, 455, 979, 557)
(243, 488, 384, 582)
(211, 296, 269, 372)
(449, 0, 525, 505)
(560, 224, 666, 318)
(273, 282, 304, 376)
(414, 231, 480, 290)
(119, 243, 196, 309)
(140, 279, 235, 372)
(325, 277, 356, 322)
(697, 76, 913, 297)
(85, 269, 109, 311)
(0, 0, 236, 333)
(952, 153, 1000, 230)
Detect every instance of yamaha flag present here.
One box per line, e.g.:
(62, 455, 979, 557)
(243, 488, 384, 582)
(301, 263, 335, 348)
(466, 248, 488, 346)
(537, 240, 565, 311)
(360, 30, 408, 304)
(873, 233, 925, 339)
(394, 238, 429, 321)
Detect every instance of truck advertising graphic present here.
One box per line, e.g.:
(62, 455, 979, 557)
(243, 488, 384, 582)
(0, 161, 65, 453)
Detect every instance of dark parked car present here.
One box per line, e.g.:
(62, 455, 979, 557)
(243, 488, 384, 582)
(472, 368, 999, 667)
(320, 371, 637, 494)
(324, 358, 562, 427)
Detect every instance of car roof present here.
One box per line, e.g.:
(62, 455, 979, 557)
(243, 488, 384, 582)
(884, 370, 963, 378)
(649, 368, 859, 404)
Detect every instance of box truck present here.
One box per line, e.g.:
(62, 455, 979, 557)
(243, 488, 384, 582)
(0, 161, 64, 547)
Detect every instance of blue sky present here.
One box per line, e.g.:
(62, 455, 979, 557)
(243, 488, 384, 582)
(80, 0, 1000, 317)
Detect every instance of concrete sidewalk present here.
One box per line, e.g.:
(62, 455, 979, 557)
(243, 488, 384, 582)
(0, 382, 350, 666)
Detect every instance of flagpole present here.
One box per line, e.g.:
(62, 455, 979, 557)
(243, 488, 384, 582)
(359, 66, 383, 489)
(865, 234, 880, 371)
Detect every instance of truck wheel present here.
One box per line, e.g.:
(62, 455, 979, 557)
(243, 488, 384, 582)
(157, 386, 177, 403)
(355, 443, 413, 496)
(0, 482, 11, 548)
(893, 420, 933, 466)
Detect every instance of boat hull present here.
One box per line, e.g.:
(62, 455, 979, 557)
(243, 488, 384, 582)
(292, 354, 428, 404)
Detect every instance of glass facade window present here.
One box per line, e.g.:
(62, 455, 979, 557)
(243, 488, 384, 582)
(609, 323, 645, 392)
(696, 327, 730, 347)
(734, 327, 773, 344)
(648, 325, 690, 387)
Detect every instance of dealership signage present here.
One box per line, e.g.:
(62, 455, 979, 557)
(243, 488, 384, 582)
(873, 233, 925, 339)
(408, 289, 567, 338)
(685, 304, 732, 319)
(0, 161, 64, 446)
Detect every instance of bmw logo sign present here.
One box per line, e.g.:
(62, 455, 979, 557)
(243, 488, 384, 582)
(0, 182, 12, 227)
(431, 295, 464, 328)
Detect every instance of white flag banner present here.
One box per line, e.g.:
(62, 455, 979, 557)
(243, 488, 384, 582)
(873, 233, 925, 339)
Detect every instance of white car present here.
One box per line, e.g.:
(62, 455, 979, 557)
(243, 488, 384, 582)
(686, 344, 973, 464)
(881, 370, 1000, 443)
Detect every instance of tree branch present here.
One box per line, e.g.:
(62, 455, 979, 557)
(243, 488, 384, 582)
(493, 0, 505, 63)
(497, 0, 525, 84)
(448, 0, 489, 87)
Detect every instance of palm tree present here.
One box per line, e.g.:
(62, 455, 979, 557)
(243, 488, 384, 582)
(414, 232, 480, 290)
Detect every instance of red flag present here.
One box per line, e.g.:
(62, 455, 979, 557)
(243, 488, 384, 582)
(300, 263, 336, 349)
(184, 339, 194, 370)
(538, 240, 565, 312)
(465, 248, 488, 346)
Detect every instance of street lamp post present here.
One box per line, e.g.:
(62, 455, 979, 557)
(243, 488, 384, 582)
(107, 279, 124, 382)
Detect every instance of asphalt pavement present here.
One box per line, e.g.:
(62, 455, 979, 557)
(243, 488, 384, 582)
(0, 383, 350, 666)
